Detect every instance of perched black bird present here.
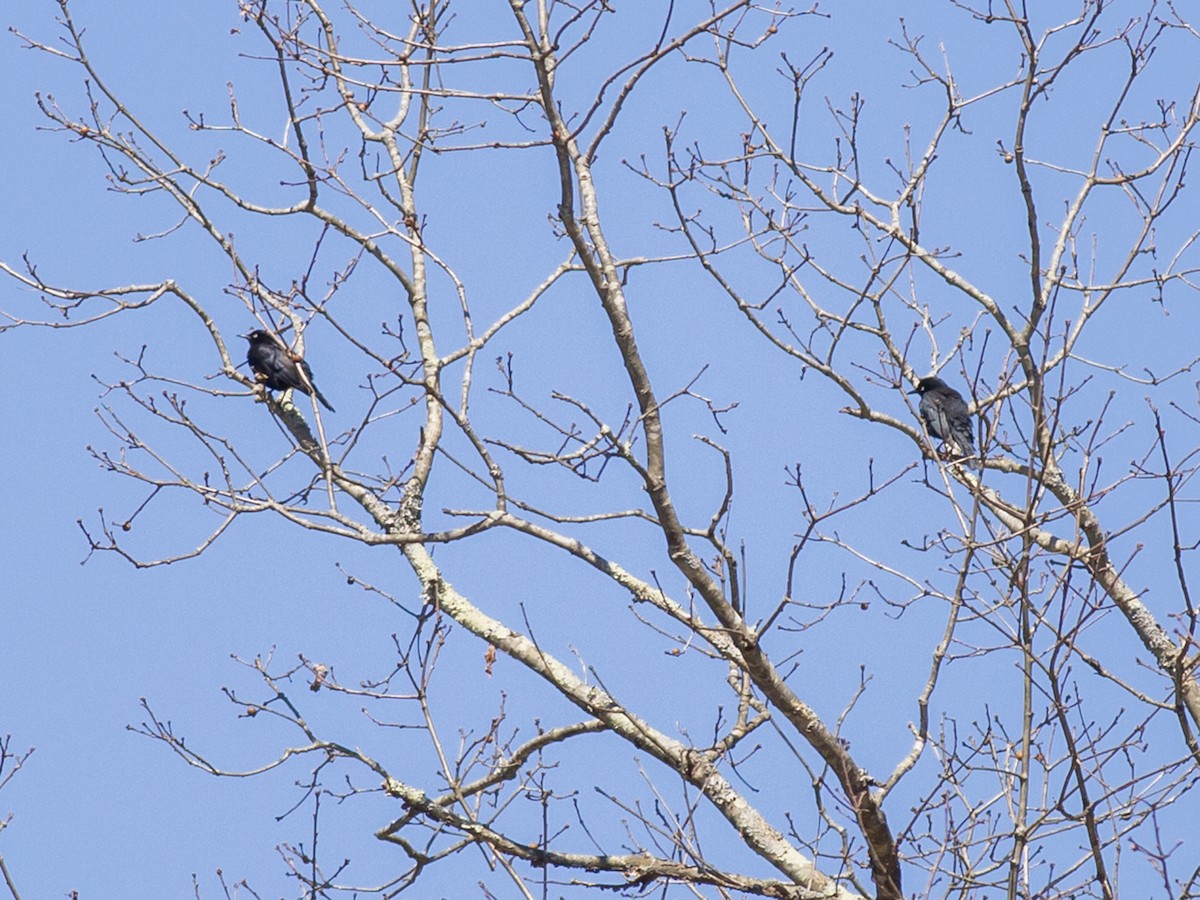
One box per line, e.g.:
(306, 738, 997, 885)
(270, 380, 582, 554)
(910, 376, 975, 462)
(244, 330, 335, 412)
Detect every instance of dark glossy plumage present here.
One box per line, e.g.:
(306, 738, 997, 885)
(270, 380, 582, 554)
(244, 330, 335, 412)
(910, 376, 974, 459)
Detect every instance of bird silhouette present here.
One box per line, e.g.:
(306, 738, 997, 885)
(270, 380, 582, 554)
(910, 376, 975, 463)
(244, 330, 335, 412)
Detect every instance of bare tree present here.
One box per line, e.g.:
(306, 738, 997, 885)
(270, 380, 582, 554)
(6, 1, 1200, 896)
(0, 736, 32, 900)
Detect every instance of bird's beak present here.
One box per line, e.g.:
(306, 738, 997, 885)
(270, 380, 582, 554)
(239, 332, 252, 340)
(908, 387, 920, 395)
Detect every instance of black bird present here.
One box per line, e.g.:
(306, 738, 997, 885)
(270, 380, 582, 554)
(243, 330, 335, 412)
(910, 376, 975, 461)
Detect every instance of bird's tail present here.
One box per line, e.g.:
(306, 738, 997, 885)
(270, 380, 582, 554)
(314, 388, 336, 413)
(960, 444, 984, 471)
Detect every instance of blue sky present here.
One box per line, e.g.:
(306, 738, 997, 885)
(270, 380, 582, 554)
(4, 2, 1200, 897)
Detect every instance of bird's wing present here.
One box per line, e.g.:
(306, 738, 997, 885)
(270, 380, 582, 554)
(921, 398, 949, 441)
(944, 397, 975, 448)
